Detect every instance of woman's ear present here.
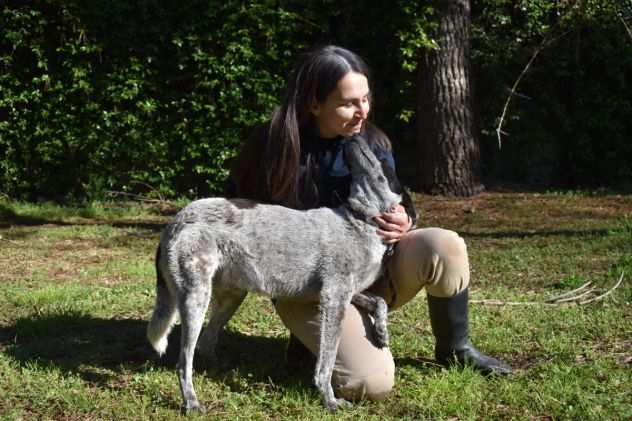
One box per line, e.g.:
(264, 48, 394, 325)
(310, 100, 321, 117)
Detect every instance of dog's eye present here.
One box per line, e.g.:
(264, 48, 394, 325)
(378, 175, 386, 183)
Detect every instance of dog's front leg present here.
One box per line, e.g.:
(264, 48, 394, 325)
(351, 292, 389, 348)
(314, 292, 352, 412)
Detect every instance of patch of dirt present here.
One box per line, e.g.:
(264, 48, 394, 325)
(509, 350, 545, 372)
(0, 235, 128, 284)
(413, 192, 632, 233)
(2, 192, 630, 288)
(609, 338, 632, 368)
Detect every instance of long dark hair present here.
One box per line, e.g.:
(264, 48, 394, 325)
(233, 45, 390, 207)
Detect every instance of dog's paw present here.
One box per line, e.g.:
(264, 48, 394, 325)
(181, 401, 207, 415)
(375, 335, 389, 349)
(374, 326, 389, 348)
(324, 397, 352, 413)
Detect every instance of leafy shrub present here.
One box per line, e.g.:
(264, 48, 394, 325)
(0, 1, 311, 200)
(1, 1, 631, 201)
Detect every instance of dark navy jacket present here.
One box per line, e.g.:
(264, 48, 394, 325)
(226, 128, 417, 226)
(295, 134, 417, 225)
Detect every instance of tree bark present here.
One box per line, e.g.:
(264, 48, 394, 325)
(416, 0, 484, 196)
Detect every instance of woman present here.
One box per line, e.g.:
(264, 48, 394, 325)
(227, 45, 511, 401)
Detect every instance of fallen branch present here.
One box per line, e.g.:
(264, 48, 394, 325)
(470, 299, 540, 305)
(106, 190, 166, 204)
(106, 181, 167, 204)
(544, 280, 593, 303)
(471, 272, 625, 306)
(128, 181, 166, 203)
(553, 287, 596, 304)
(580, 271, 625, 305)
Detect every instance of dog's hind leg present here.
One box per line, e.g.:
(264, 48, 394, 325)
(351, 292, 389, 348)
(175, 248, 218, 414)
(147, 245, 177, 356)
(176, 280, 212, 414)
(198, 287, 248, 359)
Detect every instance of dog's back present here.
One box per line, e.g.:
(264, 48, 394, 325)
(161, 197, 385, 299)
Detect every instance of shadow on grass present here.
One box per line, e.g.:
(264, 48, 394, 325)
(393, 356, 439, 373)
(0, 203, 165, 232)
(0, 311, 311, 395)
(2, 201, 618, 241)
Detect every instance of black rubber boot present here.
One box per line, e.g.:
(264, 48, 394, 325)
(427, 288, 512, 376)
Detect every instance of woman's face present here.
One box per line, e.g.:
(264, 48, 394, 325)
(311, 71, 370, 139)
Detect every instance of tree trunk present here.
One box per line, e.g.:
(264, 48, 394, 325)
(416, 0, 484, 196)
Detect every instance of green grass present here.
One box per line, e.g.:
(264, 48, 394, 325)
(1, 193, 631, 420)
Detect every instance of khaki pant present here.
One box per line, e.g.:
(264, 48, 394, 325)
(274, 228, 470, 401)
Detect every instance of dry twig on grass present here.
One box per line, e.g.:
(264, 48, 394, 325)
(106, 191, 166, 204)
(106, 181, 167, 205)
(471, 272, 625, 306)
(579, 272, 625, 305)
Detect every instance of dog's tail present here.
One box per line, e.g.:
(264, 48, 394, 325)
(147, 244, 178, 356)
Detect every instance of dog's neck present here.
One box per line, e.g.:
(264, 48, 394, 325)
(346, 177, 399, 223)
(342, 136, 402, 226)
(343, 201, 396, 226)
(343, 203, 376, 225)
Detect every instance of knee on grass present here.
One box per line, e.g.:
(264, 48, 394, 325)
(334, 359, 395, 401)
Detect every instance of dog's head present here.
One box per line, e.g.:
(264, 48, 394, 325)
(344, 135, 402, 218)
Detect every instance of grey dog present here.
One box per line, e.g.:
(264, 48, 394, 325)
(146, 136, 402, 413)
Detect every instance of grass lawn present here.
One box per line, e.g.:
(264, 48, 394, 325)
(0, 191, 630, 420)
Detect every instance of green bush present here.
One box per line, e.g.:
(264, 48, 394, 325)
(0, 1, 311, 200)
(1, 1, 631, 201)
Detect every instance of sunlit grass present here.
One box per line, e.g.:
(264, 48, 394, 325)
(1, 193, 630, 419)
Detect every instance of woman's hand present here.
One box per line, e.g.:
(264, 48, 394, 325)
(374, 204, 413, 244)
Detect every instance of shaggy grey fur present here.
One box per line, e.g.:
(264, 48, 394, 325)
(146, 136, 401, 413)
